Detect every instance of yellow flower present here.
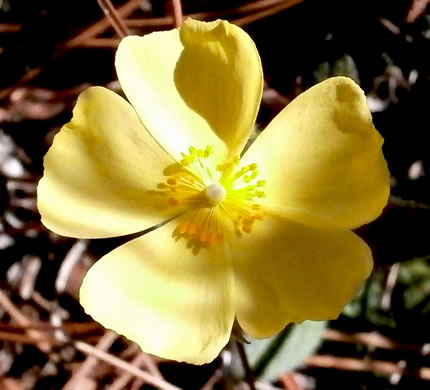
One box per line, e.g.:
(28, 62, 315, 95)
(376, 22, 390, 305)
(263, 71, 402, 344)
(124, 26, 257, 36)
(37, 19, 390, 364)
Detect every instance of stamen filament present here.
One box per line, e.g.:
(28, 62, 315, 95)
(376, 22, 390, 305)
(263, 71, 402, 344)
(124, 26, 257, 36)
(161, 145, 266, 242)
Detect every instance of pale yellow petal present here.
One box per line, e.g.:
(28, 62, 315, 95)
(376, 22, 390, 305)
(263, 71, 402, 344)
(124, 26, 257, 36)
(231, 215, 372, 338)
(242, 77, 390, 230)
(38, 87, 180, 239)
(80, 220, 235, 364)
(115, 18, 263, 162)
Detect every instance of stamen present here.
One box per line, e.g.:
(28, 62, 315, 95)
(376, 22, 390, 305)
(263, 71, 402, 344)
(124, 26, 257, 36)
(158, 145, 267, 244)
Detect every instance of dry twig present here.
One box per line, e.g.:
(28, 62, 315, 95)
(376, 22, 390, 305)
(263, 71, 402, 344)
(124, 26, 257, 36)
(170, 0, 183, 27)
(96, 0, 131, 37)
(306, 355, 430, 381)
(63, 330, 118, 390)
(74, 340, 182, 390)
(280, 373, 303, 390)
(0, 289, 52, 352)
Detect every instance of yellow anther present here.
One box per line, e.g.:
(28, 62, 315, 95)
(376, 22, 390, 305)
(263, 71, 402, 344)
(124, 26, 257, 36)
(234, 167, 248, 179)
(160, 146, 267, 244)
(204, 145, 213, 157)
(181, 156, 193, 165)
(255, 190, 265, 198)
(208, 235, 217, 246)
(188, 223, 198, 235)
(254, 213, 264, 220)
(178, 223, 188, 234)
(242, 224, 252, 233)
(205, 232, 222, 246)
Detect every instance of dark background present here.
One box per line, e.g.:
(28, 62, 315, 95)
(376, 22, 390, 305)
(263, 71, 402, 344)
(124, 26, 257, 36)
(1, 1, 430, 389)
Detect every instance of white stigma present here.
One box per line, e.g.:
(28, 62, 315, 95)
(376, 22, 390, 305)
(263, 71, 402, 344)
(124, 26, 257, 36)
(205, 183, 226, 206)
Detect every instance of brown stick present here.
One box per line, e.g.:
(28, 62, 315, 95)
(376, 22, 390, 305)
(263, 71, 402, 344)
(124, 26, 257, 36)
(108, 352, 162, 390)
(233, 0, 304, 26)
(63, 330, 118, 390)
(0, 0, 143, 100)
(306, 355, 430, 381)
(74, 340, 182, 390)
(96, 0, 131, 37)
(171, 0, 183, 27)
(280, 373, 303, 390)
(0, 23, 21, 33)
(126, 0, 299, 29)
(236, 340, 257, 390)
(0, 289, 52, 352)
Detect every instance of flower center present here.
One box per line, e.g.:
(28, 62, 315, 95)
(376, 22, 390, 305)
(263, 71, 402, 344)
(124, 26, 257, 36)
(158, 145, 265, 246)
(205, 183, 226, 206)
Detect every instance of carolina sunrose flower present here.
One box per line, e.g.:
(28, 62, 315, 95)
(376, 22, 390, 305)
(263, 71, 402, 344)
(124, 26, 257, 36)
(37, 19, 390, 364)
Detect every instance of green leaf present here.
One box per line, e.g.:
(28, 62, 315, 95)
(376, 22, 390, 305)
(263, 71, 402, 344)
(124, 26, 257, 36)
(314, 54, 360, 84)
(231, 321, 326, 382)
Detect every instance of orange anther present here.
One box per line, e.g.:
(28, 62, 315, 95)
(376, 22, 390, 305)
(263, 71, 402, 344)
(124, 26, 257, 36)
(208, 234, 218, 246)
(188, 223, 198, 235)
(179, 224, 188, 234)
(243, 224, 252, 233)
(168, 197, 179, 206)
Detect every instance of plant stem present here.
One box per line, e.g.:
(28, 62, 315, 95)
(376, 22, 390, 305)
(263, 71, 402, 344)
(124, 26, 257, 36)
(236, 339, 256, 390)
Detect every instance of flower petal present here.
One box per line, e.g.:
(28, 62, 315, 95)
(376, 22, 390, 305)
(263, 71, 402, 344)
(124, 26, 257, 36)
(38, 87, 179, 239)
(242, 77, 390, 230)
(231, 215, 372, 338)
(115, 18, 263, 162)
(79, 220, 235, 364)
